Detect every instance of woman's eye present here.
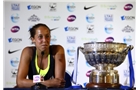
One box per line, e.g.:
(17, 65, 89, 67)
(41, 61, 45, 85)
(38, 35, 43, 39)
(46, 35, 50, 38)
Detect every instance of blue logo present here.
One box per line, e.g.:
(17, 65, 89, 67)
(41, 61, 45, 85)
(27, 5, 31, 10)
(10, 57, 19, 67)
(67, 2, 76, 12)
(104, 14, 113, 21)
(65, 27, 69, 31)
(104, 24, 113, 34)
(123, 35, 132, 45)
(124, 70, 129, 77)
(11, 13, 19, 23)
(8, 38, 22, 43)
(27, 5, 41, 10)
(121, 16, 125, 20)
(64, 26, 78, 31)
(67, 47, 75, 56)
(8, 38, 13, 43)
(67, 36, 75, 43)
(11, 3, 20, 10)
(86, 14, 94, 23)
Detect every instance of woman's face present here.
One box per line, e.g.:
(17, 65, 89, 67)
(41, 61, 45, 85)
(32, 26, 51, 51)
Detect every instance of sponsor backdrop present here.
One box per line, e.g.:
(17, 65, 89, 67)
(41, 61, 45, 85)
(3, 1, 135, 88)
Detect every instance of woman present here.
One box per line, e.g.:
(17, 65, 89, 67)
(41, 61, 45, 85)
(16, 23, 66, 88)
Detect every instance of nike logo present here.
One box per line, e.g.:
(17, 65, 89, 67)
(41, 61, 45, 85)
(84, 5, 96, 10)
(8, 49, 20, 54)
(50, 27, 59, 31)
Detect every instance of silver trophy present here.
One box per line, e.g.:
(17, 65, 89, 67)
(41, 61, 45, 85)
(79, 42, 133, 88)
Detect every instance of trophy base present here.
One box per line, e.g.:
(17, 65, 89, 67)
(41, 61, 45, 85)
(86, 83, 121, 88)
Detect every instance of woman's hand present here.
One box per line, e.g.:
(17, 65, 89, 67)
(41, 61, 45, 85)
(50, 78, 66, 88)
(41, 78, 66, 88)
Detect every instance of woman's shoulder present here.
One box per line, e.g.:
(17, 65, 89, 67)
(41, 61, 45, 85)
(22, 46, 36, 54)
(50, 44, 64, 50)
(50, 44, 63, 48)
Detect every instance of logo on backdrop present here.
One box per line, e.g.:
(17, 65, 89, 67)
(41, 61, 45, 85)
(67, 46, 76, 56)
(121, 16, 135, 20)
(10, 57, 19, 67)
(44, 16, 61, 21)
(11, 26, 20, 33)
(8, 38, 22, 43)
(50, 35, 57, 45)
(104, 24, 113, 34)
(84, 5, 96, 10)
(67, 36, 76, 43)
(86, 14, 94, 23)
(104, 14, 113, 21)
(27, 5, 41, 10)
(87, 25, 94, 33)
(11, 3, 20, 10)
(11, 13, 19, 23)
(8, 49, 20, 54)
(122, 25, 134, 33)
(28, 14, 40, 22)
(67, 2, 76, 12)
(49, 3, 57, 12)
(81, 37, 98, 42)
(67, 58, 74, 67)
(101, 4, 117, 10)
(67, 15, 76, 22)
(124, 70, 129, 77)
(86, 70, 92, 77)
(124, 4, 133, 11)
(105, 37, 114, 42)
(123, 35, 132, 45)
(64, 26, 78, 32)
(11, 69, 18, 78)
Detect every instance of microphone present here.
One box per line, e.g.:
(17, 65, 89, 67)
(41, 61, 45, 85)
(31, 51, 48, 90)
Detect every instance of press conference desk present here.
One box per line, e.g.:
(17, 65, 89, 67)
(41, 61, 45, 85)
(3, 88, 136, 90)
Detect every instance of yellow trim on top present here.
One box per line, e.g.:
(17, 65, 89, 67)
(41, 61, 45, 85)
(35, 51, 50, 77)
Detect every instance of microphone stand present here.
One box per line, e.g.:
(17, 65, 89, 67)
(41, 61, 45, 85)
(31, 51, 48, 90)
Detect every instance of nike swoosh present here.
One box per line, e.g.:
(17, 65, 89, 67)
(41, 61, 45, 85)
(8, 49, 20, 54)
(84, 5, 96, 10)
(50, 27, 59, 31)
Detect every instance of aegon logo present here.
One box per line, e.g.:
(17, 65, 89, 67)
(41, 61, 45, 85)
(64, 26, 78, 31)
(8, 38, 22, 43)
(124, 4, 133, 11)
(121, 16, 135, 20)
(67, 15, 76, 22)
(27, 5, 41, 10)
(11, 26, 20, 33)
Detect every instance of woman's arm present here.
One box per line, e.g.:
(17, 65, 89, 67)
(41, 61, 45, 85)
(54, 45, 66, 79)
(41, 45, 66, 88)
(16, 47, 35, 88)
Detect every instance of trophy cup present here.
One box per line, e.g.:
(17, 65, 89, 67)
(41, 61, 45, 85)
(79, 42, 133, 88)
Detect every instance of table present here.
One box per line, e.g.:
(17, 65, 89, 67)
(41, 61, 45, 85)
(3, 87, 136, 90)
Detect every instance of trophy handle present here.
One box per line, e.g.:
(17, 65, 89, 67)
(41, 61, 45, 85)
(122, 45, 134, 54)
(78, 46, 85, 54)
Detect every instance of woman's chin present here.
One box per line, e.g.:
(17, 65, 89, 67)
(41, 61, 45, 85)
(41, 46, 49, 51)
